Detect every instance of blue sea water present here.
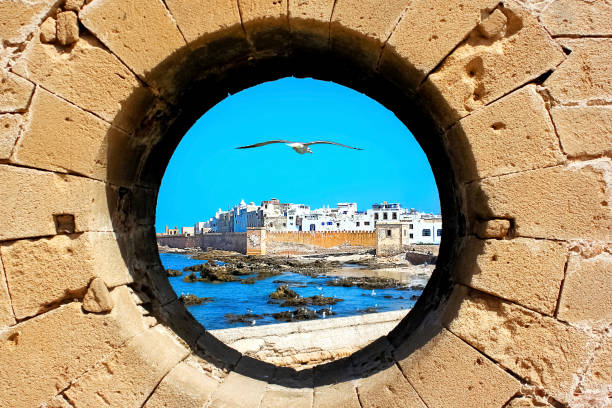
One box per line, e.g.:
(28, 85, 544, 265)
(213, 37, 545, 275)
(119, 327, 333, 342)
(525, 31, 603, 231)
(161, 252, 422, 330)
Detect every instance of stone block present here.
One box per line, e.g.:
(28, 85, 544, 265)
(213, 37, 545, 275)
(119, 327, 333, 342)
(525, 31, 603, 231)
(0, 288, 147, 408)
(557, 252, 612, 326)
(551, 106, 612, 158)
(544, 38, 612, 104)
(381, 0, 498, 89)
(0, 256, 15, 327)
(313, 382, 360, 408)
(64, 325, 189, 407)
(331, 0, 407, 69)
(261, 386, 313, 408)
(288, 0, 334, 47)
(540, 0, 612, 36)
(0, 70, 34, 113)
(40, 17, 57, 43)
(80, 0, 187, 82)
(1, 232, 132, 320)
(164, 0, 242, 47)
(56, 11, 79, 45)
(144, 360, 220, 408)
(396, 328, 520, 408)
(466, 160, 612, 241)
(82, 277, 114, 313)
(446, 85, 564, 182)
(0, 114, 22, 159)
(208, 370, 268, 408)
(456, 237, 567, 315)
(13, 34, 154, 133)
(0, 0, 57, 44)
(473, 219, 511, 238)
(357, 364, 425, 408)
(445, 287, 594, 403)
(420, 3, 565, 129)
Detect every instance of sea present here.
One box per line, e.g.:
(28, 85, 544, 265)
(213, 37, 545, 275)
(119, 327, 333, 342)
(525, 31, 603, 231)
(161, 252, 424, 330)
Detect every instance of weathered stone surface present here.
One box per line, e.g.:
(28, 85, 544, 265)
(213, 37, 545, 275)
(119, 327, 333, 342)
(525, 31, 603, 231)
(331, 0, 407, 68)
(0, 0, 57, 44)
(0, 70, 34, 113)
(421, 3, 565, 128)
(65, 325, 189, 407)
(313, 382, 360, 408)
(557, 252, 612, 326)
(540, 0, 612, 36)
(64, 0, 85, 11)
(551, 106, 612, 158)
(40, 17, 56, 43)
(289, 0, 334, 45)
(0, 287, 147, 407)
(473, 219, 511, 238)
(466, 161, 612, 241)
(80, 0, 187, 80)
(13, 34, 154, 132)
(446, 287, 594, 403)
(164, 0, 242, 46)
(56, 11, 79, 45)
(0, 255, 15, 327)
(381, 0, 498, 88)
(396, 327, 520, 408)
(0, 114, 21, 159)
(447, 86, 564, 182)
(261, 386, 313, 408)
(544, 39, 612, 105)
(82, 277, 114, 313)
(144, 359, 220, 408)
(1, 232, 132, 319)
(357, 364, 426, 408)
(456, 237, 567, 315)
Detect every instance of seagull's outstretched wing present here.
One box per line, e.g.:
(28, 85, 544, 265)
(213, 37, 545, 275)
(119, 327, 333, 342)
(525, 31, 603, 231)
(236, 140, 292, 149)
(304, 141, 363, 150)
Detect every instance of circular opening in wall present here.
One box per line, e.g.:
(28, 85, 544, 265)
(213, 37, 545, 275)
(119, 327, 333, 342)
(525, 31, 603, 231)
(155, 77, 442, 369)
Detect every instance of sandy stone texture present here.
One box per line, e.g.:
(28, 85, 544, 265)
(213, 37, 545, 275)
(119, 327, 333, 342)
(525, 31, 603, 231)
(0, 114, 22, 160)
(456, 237, 567, 315)
(164, 0, 242, 47)
(0, 256, 15, 327)
(80, 0, 187, 81)
(557, 252, 612, 326)
(357, 364, 426, 408)
(12, 34, 154, 133)
(540, 0, 612, 36)
(56, 11, 79, 45)
(64, 325, 189, 407)
(396, 327, 520, 408)
(0, 0, 57, 44)
(0, 287, 147, 407)
(551, 106, 612, 158)
(466, 160, 612, 241)
(313, 382, 360, 408)
(1, 232, 132, 320)
(420, 2, 565, 128)
(0, 70, 34, 113)
(381, 0, 498, 88)
(544, 38, 612, 105)
(446, 287, 594, 403)
(144, 360, 220, 408)
(446, 85, 564, 182)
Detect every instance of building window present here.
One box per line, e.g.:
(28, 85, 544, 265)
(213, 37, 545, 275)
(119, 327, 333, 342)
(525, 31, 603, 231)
(409, 233, 414, 239)
(386, 229, 392, 237)
(374, 213, 379, 220)
(383, 213, 388, 220)
(437, 229, 442, 237)
(422, 229, 431, 236)
(392, 212, 397, 220)
(409, 224, 413, 229)
(356, 222, 360, 227)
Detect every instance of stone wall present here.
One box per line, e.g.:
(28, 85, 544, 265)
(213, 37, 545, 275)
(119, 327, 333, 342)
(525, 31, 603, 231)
(157, 233, 247, 253)
(0, 0, 610, 407)
(266, 231, 376, 249)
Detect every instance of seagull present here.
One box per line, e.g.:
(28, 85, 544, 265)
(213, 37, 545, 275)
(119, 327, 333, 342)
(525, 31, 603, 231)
(236, 140, 363, 155)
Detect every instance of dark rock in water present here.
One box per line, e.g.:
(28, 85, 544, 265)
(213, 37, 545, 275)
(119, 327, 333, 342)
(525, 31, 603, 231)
(224, 313, 264, 324)
(270, 285, 299, 300)
(166, 269, 182, 277)
(410, 294, 420, 301)
(183, 272, 199, 283)
(357, 306, 379, 314)
(272, 307, 318, 322)
(179, 294, 213, 305)
(280, 295, 343, 307)
(241, 277, 256, 285)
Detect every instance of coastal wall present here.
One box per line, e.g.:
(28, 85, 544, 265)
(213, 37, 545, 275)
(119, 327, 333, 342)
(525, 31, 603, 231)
(210, 310, 409, 368)
(0, 1, 609, 407)
(266, 231, 376, 249)
(157, 233, 247, 253)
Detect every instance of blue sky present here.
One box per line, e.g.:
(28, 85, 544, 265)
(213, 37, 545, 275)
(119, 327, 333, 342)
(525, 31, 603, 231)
(155, 78, 440, 232)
